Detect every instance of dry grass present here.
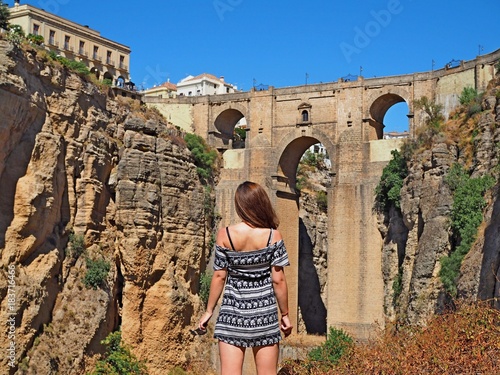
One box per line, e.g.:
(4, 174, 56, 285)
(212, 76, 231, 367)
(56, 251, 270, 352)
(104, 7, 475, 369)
(282, 302, 499, 374)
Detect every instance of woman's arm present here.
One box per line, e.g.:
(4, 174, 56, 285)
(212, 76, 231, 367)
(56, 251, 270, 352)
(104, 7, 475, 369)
(272, 265, 293, 336)
(198, 269, 227, 330)
(198, 228, 229, 330)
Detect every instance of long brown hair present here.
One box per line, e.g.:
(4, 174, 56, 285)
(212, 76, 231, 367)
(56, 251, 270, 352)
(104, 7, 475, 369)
(234, 181, 280, 229)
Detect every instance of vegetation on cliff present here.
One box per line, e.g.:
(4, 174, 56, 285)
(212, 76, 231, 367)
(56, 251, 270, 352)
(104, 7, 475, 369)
(90, 332, 148, 375)
(296, 149, 331, 212)
(441, 163, 494, 296)
(374, 149, 408, 211)
(184, 133, 219, 183)
(0, 0, 9, 30)
(282, 302, 499, 374)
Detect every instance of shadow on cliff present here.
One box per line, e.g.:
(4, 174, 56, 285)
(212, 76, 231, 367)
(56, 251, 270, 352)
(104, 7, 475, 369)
(298, 218, 327, 335)
(478, 186, 500, 308)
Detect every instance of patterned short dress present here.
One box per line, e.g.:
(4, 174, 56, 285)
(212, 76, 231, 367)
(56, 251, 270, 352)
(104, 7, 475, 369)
(213, 228, 290, 347)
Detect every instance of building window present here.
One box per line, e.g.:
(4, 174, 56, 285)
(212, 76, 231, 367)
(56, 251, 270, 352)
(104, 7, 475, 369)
(33, 24, 40, 35)
(302, 110, 309, 122)
(93, 46, 99, 60)
(106, 50, 112, 65)
(49, 30, 55, 45)
(119, 55, 125, 69)
(64, 35, 70, 50)
(79, 41, 85, 55)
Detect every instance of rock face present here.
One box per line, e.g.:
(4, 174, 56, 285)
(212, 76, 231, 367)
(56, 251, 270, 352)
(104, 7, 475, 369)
(0, 40, 208, 374)
(380, 83, 500, 325)
(298, 193, 328, 335)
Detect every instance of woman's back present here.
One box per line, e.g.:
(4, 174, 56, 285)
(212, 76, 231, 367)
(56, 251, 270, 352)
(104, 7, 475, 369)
(220, 222, 283, 252)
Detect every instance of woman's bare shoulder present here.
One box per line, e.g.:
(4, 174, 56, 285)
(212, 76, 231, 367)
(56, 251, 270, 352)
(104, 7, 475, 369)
(272, 229, 283, 242)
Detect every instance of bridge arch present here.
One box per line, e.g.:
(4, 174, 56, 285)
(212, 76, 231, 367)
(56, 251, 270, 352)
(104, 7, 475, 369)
(274, 129, 336, 190)
(211, 103, 249, 149)
(271, 130, 335, 334)
(368, 92, 411, 139)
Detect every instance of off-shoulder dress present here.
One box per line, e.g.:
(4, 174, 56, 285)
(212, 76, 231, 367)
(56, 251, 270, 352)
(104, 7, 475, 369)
(212, 228, 290, 347)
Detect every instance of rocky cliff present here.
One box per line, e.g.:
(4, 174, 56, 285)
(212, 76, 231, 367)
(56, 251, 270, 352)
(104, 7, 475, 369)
(379, 79, 500, 325)
(0, 40, 210, 374)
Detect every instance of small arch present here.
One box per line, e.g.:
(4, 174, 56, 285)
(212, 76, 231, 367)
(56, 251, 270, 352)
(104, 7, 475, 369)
(103, 71, 113, 86)
(90, 67, 100, 79)
(116, 76, 125, 88)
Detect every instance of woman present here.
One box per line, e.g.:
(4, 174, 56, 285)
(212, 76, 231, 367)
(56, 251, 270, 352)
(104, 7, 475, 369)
(198, 181, 293, 375)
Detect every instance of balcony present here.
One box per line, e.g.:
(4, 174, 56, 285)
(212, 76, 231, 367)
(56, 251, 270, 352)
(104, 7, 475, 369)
(48, 39, 59, 47)
(64, 43, 74, 52)
(106, 58, 115, 66)
(93, 54, 102, 61)
(78, 48, 88, 57)
(119, 62, 128, 71)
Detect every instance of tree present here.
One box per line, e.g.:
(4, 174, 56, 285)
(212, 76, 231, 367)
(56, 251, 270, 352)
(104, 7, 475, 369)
(0, 1, 10, 30)
(413, 96, 444, 128)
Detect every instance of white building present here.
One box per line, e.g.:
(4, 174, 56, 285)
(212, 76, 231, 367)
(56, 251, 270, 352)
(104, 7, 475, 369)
(177, 73, 237, 96)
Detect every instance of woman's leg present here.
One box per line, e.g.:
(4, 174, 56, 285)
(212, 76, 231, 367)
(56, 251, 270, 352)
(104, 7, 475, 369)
(219, 341, 245, 375)
(252, 344, 279, 375)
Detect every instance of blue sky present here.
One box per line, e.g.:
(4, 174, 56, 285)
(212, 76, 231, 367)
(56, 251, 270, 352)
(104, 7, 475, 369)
(6, 0, 500, 132)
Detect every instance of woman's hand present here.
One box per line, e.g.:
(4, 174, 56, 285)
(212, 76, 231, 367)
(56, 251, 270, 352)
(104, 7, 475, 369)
(280, 315, 293, 337)
(198, 311, 213, 332)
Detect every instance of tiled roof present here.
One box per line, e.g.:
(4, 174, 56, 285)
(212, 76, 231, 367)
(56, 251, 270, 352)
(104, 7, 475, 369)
(183, 73, 222, 83)
(160, 81, 177, 90)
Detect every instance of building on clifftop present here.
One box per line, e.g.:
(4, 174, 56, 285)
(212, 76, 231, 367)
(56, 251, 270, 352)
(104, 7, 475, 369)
(8, 0, 131, 87)
(142, 80, 178, 99)
(177, 73, 238, 96)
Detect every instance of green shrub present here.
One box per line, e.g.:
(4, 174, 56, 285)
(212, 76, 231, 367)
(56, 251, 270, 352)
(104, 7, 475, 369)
(0, 1, 10, 30)
(199, 271, 212, 306)
(184, 133, 218, 182)
(90, 331, 148, 375)
(440, 164, 494, 295)
(375, 149, 408, 211)
(301, 149, 319, 167)
(459, 87, 479, 105)
(414, 96, 444, 130)
(316, 190, 327, 213)
(392, 267, 403, 306)
(234, 126, 246, 141)
(308, 327, 353, 367)
(458, 87, 483, 118)
(67, 232, 85, 259)
(27, 33, 44, 45)
(46, 51, 90, 76)
(103, 78, 113, 86)
(9, 24, 24, 37)
(83, 257, 111, 290)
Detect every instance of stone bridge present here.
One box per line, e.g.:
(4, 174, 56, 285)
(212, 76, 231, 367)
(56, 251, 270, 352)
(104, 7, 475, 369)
(144, 49, 499, 339)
